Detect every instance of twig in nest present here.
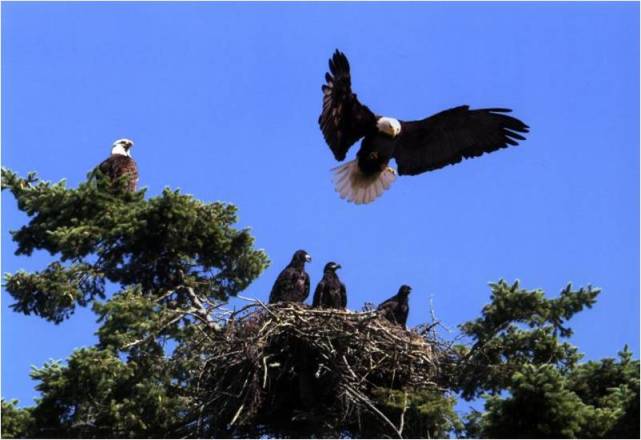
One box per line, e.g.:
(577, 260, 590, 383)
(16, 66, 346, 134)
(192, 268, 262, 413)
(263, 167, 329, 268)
(343, 384, 403, 439)
(343, 355, 358, 379)
(262, 355, 271, 389)
(398, 390, 409, 437)
(229, 404, 245, 427)
(237, 295, 279, 319)
(182, 301, 445, 437)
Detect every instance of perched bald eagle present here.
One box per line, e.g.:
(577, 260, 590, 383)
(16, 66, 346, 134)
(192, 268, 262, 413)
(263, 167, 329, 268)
(377, 285, 411, 328)
(319, 50, 529, 204)
(95, 139, 138, 192)
(269, 250, 312, 304)
(312, 262, 347, 310)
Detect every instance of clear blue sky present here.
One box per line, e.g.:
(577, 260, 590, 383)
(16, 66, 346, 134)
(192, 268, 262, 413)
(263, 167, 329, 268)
(2, 2, 639, 406)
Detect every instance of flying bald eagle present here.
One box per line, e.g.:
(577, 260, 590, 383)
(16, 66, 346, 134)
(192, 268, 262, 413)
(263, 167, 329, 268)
(319, 50, 529, 204)
(269, 250, 312, 304)
(377, 285, 411, 328)
(95, 138, 138, 192)
(312, 262, 347, 310)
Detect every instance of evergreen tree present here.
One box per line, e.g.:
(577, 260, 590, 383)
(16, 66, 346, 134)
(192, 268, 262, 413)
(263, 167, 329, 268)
(451, 280, 640, 438)
(1, 400, 33, 439)
(1, 167, 639, 438)
(1, 168, 268, 437)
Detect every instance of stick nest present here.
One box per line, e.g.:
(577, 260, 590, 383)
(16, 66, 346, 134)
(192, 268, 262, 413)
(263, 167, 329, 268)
(186, 301, 447, 437)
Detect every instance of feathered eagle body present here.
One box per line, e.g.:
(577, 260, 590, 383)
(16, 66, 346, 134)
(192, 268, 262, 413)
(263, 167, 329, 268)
(97, 154, 138, 192)
(377, 285, 411, 328)
(269, 250, 311, 304)
(312, 264, 347, 310)
(319, 50, 529, 204)
(358, 133, 397, 175)
(94, 139, 138, 192)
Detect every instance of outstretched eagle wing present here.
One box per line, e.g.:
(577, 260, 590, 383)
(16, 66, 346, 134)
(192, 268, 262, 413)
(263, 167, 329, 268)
(393, 107, 529, 176)
(319, 50, 378, 161)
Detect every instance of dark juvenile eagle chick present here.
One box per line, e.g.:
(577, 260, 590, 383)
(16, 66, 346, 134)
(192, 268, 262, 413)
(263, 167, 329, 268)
(377, 285, 411, 328)
(312, 262, 347, 310)
(269, 250, 312, 304)
(96, 138, 138, 192)
(319, 50, 530, 204)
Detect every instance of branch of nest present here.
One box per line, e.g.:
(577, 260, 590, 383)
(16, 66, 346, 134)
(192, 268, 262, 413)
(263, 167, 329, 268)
(175, 300, 449, 437)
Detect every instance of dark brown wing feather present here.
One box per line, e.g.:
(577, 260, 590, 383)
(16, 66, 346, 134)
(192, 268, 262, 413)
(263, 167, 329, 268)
(97, 154, 139, 192)
(312, 274, 347, 309)
(394, 106, 529, 176)
(339, 282, 347, 309)
(377, 298, 398, 323)
(269, 266, 310, 304)
(377, 295, 409, 327)
(303, 273, 310, 302)
(312, 278, 325, 308)
(318, 50, 378, 161)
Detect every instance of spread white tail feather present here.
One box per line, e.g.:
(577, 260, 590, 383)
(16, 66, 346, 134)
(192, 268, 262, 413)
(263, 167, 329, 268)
(331, 160, 397, 204)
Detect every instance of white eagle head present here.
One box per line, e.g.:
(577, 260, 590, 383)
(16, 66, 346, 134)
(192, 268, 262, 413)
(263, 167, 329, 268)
(111, 138, 134, 157)
(376, 117, 401, 137)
